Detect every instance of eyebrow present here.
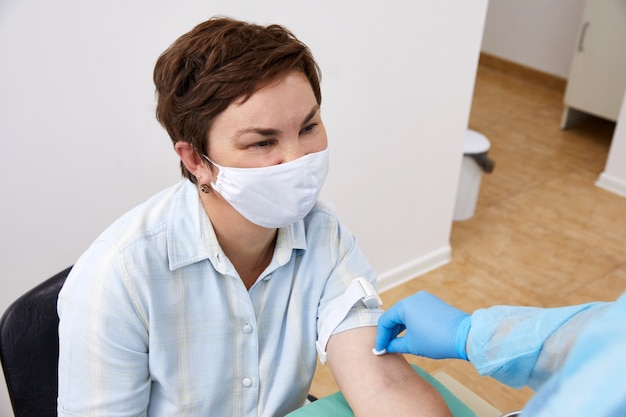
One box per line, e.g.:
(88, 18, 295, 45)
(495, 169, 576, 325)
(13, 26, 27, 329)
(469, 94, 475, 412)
(233, 105, 320, 138)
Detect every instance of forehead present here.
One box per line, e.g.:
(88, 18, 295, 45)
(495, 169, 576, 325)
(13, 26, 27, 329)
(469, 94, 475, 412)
(211, 71, 319, 134)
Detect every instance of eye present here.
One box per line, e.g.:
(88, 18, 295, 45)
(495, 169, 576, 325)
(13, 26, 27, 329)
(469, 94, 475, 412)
(300, 123, 318, 135)
(250, 139, 275, 148)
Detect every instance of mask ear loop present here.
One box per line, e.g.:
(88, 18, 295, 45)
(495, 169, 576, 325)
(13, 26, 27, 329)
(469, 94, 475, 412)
(193, 145, 214, 194)
(201, 153, 219, 168)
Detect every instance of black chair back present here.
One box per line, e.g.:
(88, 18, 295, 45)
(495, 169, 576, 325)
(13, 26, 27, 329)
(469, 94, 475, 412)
(0, 266, 72, 417)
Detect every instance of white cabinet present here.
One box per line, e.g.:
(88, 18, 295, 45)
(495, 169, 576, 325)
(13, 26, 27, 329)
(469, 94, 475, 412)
(562, 0, 626, 128)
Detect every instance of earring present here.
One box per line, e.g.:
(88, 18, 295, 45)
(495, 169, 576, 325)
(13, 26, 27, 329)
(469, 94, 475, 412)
(200, 184, 211, 194)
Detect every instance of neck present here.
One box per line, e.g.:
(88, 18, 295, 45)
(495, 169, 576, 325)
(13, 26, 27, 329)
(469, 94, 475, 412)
(200, 191, 277, 289)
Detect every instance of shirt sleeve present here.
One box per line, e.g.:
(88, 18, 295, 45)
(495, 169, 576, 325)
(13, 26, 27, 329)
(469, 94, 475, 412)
(522, 291, 626, 416)
(57, 240, 151, 417)
(467, 300, 611, 389)
(316, 216, 382, 341)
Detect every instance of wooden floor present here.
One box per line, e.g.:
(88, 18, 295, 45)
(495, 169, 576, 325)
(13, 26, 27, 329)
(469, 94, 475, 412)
(309, 61, 626, 413)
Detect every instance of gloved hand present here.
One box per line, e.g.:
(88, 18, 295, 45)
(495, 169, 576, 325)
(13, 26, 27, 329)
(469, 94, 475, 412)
(375, 291, 471, 360)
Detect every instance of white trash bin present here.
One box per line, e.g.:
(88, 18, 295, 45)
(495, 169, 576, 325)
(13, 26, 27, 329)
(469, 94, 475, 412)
(453, 129, 494, 221)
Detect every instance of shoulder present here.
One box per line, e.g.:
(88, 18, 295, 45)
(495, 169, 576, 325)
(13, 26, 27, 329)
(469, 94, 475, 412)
(308, 199, 338, 217)
(303, 200, 340, 229)
(96, 181, 189, 250)
(300, 200, 345, 243)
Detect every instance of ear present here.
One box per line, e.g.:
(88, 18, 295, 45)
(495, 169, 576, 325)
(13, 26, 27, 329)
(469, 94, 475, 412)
(174, 141, 213, 184)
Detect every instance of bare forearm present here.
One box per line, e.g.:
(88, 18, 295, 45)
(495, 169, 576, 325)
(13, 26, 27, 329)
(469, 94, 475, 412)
(328, 327, 451, 417)
(349, 357, 451, 417)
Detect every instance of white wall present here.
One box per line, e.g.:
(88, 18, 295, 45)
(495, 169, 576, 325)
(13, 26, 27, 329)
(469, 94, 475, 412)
(597, 91, 626, 197)
(482, 0, 586, 78)
(0, 1, 488, 414)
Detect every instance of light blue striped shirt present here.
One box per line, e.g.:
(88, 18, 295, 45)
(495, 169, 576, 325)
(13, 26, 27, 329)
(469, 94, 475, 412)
(57, 180, 381, 417)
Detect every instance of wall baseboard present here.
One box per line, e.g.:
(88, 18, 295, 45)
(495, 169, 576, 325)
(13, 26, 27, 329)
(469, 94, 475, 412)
(479, 52, 567, 94)
(377, 245, 451, 293)
(596, 172, 626, 199)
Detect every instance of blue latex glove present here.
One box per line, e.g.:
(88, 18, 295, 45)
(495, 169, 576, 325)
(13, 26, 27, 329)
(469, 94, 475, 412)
(375, 291, 471, 360)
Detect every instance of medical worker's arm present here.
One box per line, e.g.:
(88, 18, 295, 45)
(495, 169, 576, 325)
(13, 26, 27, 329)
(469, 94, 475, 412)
(376, 290, 610, 390)
(327, 326, 452, 417)
(521, 291, 626, 416)
(469, 300, 610, 389)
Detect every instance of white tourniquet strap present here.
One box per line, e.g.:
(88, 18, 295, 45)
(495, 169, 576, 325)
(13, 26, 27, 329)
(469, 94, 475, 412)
(316, 277, 382, 365)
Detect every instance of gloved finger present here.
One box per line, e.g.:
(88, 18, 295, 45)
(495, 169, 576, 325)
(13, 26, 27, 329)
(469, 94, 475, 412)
(375, 306, 406, 350)
(377, 303, 406, 330)
(391, 324, 406, 340)
(385, 334, 411, 355)
(376, 318, 398, 351)
(375, 322, 403, 351)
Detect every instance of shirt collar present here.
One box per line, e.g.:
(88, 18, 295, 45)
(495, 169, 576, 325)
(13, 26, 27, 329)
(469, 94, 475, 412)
(166, 180, 308, 273)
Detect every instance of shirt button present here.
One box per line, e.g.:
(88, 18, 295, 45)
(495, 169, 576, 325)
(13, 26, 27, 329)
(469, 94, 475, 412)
(242, 377, 253, 387)
(242, 324, 253, 333)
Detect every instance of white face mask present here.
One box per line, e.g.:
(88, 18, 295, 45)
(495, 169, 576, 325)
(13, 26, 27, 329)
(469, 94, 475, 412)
(203, 149, 329, 228)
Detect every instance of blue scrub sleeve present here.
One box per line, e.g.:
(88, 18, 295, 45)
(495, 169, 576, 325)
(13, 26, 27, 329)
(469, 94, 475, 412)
(522, 291, 626, 416)
(467, 301, 610, 389)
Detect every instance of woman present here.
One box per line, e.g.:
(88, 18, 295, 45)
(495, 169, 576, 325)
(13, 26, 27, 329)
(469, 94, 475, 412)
(57, 17, 451, 417)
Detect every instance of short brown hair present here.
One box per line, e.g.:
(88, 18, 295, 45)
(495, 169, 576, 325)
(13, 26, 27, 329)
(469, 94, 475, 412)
(154, 17, 322, 183)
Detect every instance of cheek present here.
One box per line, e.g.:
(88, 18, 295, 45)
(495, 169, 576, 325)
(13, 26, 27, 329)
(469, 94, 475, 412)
(310, 126, 328, 152)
